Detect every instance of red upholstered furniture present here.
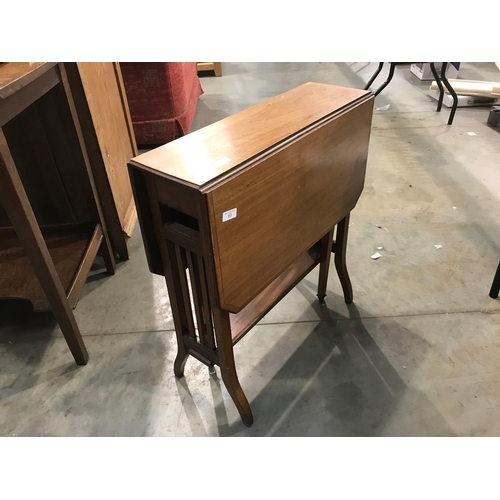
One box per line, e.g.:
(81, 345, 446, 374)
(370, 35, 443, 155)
(119, 62, 203, 146)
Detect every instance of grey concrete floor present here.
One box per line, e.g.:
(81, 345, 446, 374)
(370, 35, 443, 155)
(2, 62, 500, 436)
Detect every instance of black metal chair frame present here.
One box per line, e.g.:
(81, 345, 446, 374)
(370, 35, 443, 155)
(364, 62, 500, 299)
(363, 62, 459, 125)
(490, 262, 500, 299)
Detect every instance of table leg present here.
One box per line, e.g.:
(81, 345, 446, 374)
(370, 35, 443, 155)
(0, 130, 88, 365)
(333, 214, 353, 304)
(373, 63, 396, 97)
(213, 62, 222, 77)
(139, 174, 191, 378)
(212, 308, 253, 427)
(317, 228, 335, 302)
(165, 240, 191, 378)
(430, 63, 445, 112)
(439, 63, 459, 125)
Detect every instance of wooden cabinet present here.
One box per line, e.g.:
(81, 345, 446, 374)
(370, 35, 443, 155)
(0, 62, 138, 365)
(0, 62, 118, 365)
(129, 82, 374, 425)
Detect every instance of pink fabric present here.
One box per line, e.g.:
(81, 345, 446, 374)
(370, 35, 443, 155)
(120, 62, 203, 145)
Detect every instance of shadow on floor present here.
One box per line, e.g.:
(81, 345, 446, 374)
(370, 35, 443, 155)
(176, 282, 456, 437)
(0, 300, 57, 345)
(0, 231, 171, 436)
(0, 327, 171, 436)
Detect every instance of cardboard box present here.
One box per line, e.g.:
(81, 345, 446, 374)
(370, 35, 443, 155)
(411, 63, 459, 81)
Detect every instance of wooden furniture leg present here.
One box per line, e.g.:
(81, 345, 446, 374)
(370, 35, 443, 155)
(317, 228, 335, 302)
(333, 214, 353, 304)
(137, 174, 191, 377)
(0, 131, 88, 365)
(165, 240, 192, 378)
(213, 63, 222, 77)
(489, 261, 500, 299)
(212, 308, 253, 427)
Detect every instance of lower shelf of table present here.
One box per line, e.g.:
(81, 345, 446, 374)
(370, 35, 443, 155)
(0, 222, 103, 311)
(229, 242, 321, 345)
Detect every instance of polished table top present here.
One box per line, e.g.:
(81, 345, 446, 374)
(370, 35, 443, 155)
(130, 82, 370, 189)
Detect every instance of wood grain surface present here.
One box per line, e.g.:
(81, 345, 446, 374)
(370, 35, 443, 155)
(76, 62, 137, 237)
(0, 223, 97, 310)
(130, 82, 370, 188)
(207, 97, 374, 312)
(229, 244, 321, 343)
(0, 65, 60, 128)
(0, 62, 56, 99)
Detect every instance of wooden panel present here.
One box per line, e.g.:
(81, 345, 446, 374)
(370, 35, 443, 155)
(76, 62, 138, 237)
(0, 64, 60, 128)
(57, 62, 117, 275)
(197, 62, 222, 76)
(20, 103, 76, 220)
(62, 62, 128, 260)
(2, 102, 76, 225)
(0, 62, 56, 99)
(230, 244, 321, 344)
(154, 175, 200, 218)
(207, 98, 374, 312)
(128, 168, 164, 275)
(129, 83, 370, 188)
(0, 222, 98, 311)
(0, 201, 8, 226)
(36, 86, 93, 223)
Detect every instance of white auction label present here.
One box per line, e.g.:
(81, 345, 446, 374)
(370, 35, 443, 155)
(222, 208, 237, 222)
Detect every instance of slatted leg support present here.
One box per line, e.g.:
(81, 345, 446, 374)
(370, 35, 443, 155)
(164, 241, 197, 378)
(162, 237, 220, 380)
